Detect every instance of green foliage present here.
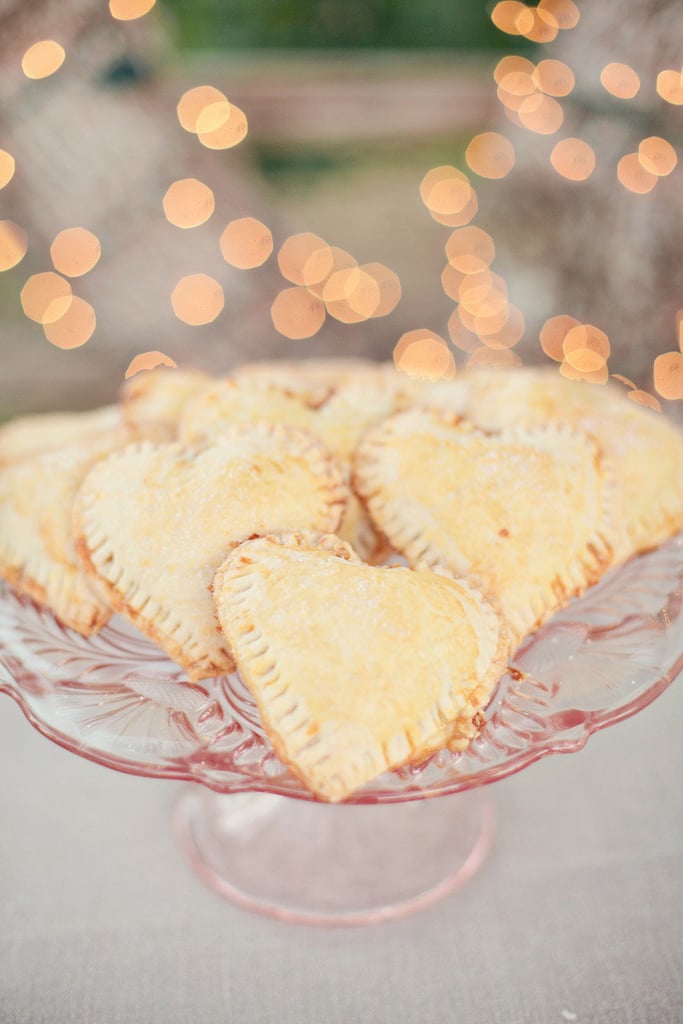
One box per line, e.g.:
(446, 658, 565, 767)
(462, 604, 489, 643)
(161, 0, 508, 50)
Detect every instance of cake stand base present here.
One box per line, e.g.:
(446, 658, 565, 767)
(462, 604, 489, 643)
(172, 786, 496, 926)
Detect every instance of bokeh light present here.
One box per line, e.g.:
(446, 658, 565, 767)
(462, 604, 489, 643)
(637, 137, 678, 177)
(562, 323, 610, 373)
(361, 263, 402, 318)
(627, 390, 661, 412)
(656, 69, 683, 105)
(600, 63, 640, 99)
(171, 273, 224, 325)
(278, 232, 330, 286)
(550, 138, 596, 181)
(519, 93, 564, 134)
(50, 228, 101, 277)
(459, 302, 510, 337)
(533, 59, 575, 96)
(498, 70, 536, 97)
(441, 264, 466, 301)
(195, 101, 232, 135)
(420, 166, 472, 217)
(540, 314, 580, 361)
(445, 226, 495, 274)
(520, 8, 559, 44)
(653, 352, 683, 400)
(612, 374, 637, 391)
(559, 360, 608, 384)
(447, 310, 479, 353)
(21, 41, 65, 80)
(109, 0, 156, 18)
(163, 178, 215, 229)
(0, 150, 15, 189)
(494, 56, 535, 86)
(0, 221, 28, 272)
(322, 267, 383, 322)
(465, 133, 515, 179)
(458, 271, 508, 318)
(429, 191, 479, 228)
(21, 272, 72, 324)
(220, 217, 273, 269)
(271, 286, 326, 339)
(617, 153, 658, 194)
(43, 297, 96, 349)
(538, 0, 580, 30)
(394, 330, 455, 380)
(303, 246, 358, 296)
(491, 2, 532, 35)
(177, 86, 230, 133)
(125, 351, 178, 378)
(479, 304, 525, 349)
(197, 105, 248, 150)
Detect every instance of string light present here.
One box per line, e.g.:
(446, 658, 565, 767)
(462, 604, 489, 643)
(125, 352, 177, 378)
(21, 41, 65, 79)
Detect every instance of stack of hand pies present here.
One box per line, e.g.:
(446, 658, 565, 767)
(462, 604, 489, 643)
(1, 360, 682, 802)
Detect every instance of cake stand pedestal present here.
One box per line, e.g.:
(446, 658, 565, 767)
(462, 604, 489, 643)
(173, 786, 495, 925)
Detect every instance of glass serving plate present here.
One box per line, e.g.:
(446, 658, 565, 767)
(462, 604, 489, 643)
(2, 535, 682, 924)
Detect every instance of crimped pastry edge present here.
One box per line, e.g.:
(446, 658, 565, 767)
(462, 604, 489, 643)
(353, 407, 619, 647)
(73, 428, 349, 681)
(213, 530, 508, 801)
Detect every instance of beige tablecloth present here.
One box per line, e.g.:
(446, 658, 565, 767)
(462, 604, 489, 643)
(1, 672, 682, 1024)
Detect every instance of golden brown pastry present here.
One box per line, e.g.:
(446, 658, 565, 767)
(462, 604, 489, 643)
(454, 367, 683, 563)
(0, 406, 122, 467)
(119, 366, 213, 442)
(354, 407, 617, 646)
(73, 425, 347, 680)
(0, 435, 129, 633)
(213, 531, 508, 801)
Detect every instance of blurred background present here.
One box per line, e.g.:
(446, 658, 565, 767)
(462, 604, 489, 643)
(1, 0, 681, 418)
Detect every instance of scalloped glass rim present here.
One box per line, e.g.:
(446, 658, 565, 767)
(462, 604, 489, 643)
(1, 534, 682, 804)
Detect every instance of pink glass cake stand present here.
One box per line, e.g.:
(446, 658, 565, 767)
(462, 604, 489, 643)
(1, 535, 682, 925)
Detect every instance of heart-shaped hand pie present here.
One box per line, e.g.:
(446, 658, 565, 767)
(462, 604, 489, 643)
(450, 367, 683, 564)
(354, 408, 617, 645)
(0, 405, 123, 467)
(179, 377, 405, 562)
(0, 435, 130, 634)
(213, 531, 508, 802)
(74, 425, 347, 680)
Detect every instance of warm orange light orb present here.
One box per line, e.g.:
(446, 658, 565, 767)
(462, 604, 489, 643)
(271, 286, 326, 339)
(220, 217, 273, 269)
(617, 153, 658, 194)
(465, 133, 515, 179)
(198, 105, 248, 150)
(109, 0, 156, 19)
(177, 86, 230, 134)
(125, 351, 178, 378)
(0, 150, 15, 189)
(50, 227, 101, 277)
(550, 138, 596, 181)
(656, 69, 683, 105)
(654, 352, 683, 400)
(0, 221, 28, 271)
(21, 40, 65, 79)
(637, 137, 678, 177)
(600, 63, 640, 99)
(171, 274, 224, 325)
(394, 330, 455, 380)
(163, 179, 215, 229)
(43, 297, 96, 349)
(21, 273, 73, 324)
